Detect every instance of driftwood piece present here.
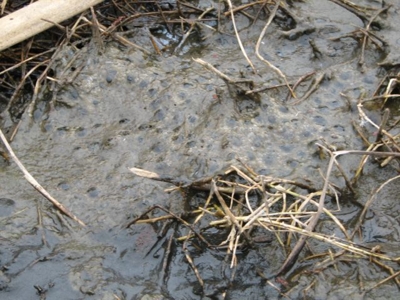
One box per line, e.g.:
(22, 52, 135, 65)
(0, 0, 104, 51)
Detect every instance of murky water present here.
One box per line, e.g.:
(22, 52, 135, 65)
(1, 0, 400, 299)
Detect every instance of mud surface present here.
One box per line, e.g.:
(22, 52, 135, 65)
(1, 1, 400, 299)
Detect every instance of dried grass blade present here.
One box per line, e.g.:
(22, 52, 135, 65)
(351, 174, 400, 239)
(255, 1, 295, 98)
(274, 148, 335, 276)
(226, 0, 256, 73)
(0, 128, 85, 227)
(129, 167, 162, 180)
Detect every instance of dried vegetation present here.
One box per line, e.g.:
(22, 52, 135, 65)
(1, 0, 400, 297)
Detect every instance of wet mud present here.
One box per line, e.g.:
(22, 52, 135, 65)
(1, 0, 400, 299)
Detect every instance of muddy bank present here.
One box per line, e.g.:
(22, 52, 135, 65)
(1, 0, 400, 299)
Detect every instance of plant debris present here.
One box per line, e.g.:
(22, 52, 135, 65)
(128, 144, 400, 294)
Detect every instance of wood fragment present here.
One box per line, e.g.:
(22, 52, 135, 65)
(0, 0, 104, 51)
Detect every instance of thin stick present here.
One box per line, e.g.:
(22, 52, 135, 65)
(81, 17, 150, 54)
(285, 71, 316, 101)
(213, 179, 253, 249)
(184, 246, 204, 287)
(255, 1, 295, 98)
(226, 0, 256, 73)
(273, 152, 333, 276)
(0, 128, 85, 227)
(246, 82, 289, 94)
(28, 40, 68, 117)
(90, 6, 104, 52)
(126, 205, 212, 248)
(328, 0, 370, 24)
(290, 73, 325, 105)
(175, 7, 214, 53)
(365, 269, 400, 293)
(161, 232, 175, 285)
(350, 174, 400, 239)
(36, 201, 49, 247)
(375, 108, 390, 143)
(274, 148, 400, 276)
(148, 32, 162, 56)
(359, 5, 391, 67)
(5, 60, 50, 113)
(193, 57, 253, 85)
(0, 48, 56, 76)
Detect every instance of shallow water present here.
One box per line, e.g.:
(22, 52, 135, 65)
(1, 1, 400, 299)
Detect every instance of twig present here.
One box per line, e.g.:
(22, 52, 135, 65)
(0, 48, 55, 76)
(350, 174, 400, 240)
(290, 73, 325, 105)
(370, 258, 400, 286)
(192, 57, 253, 85)
(246, 82, 289, 95)
(90, 7, 104, 52)
(213, 179, 252, 243)
(36, 201, 49, 247)
(226, 0, 256, 73)
(81, 16, 150, 54)
(126, 205, 213, 248)
(212, 179, 254, 267)
(328, 0, 371, 24)
(5, 60, 49, 113)
(184, 245, 204, 287)
(274, 148, 400, 277)
(365, 269, 400, 293)
(0, 0, 104, 51)
(0, 128, 85, 227)
(359, 5, 391, 68)
(255, 0, 296, 98)
(28, 40, 67, 117)
(160, 232, 175, 285)
(361, 94, 400, 103)
(375, 108, 390, 143)
(175, 7, 214, 53)
(273, 149, 333, 276)
(129, 167, 188, 186)
(285, 71, 316, 101)
(224, 1, 265, 18)
(148, 31, 162, 55)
